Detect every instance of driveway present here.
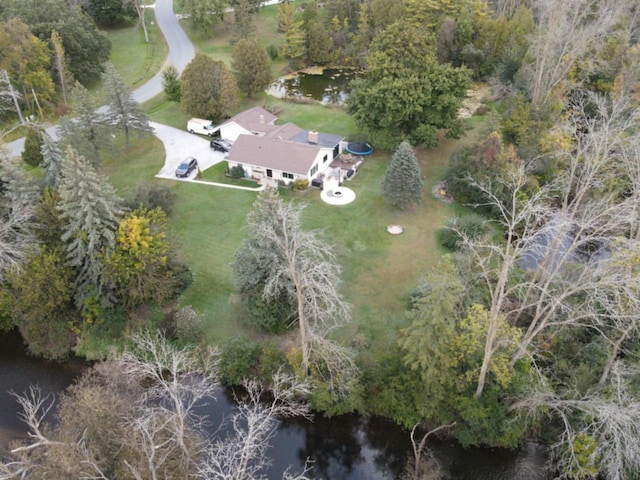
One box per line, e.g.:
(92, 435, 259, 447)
(152, 122, 227, 179)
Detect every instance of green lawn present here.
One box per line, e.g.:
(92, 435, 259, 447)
(105, 2, 485, 351)
(103, 120, 483, 350)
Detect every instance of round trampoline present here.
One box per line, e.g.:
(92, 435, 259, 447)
(346, 142, 373, 155)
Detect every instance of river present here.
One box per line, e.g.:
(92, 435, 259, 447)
(0, 331, 547, 479)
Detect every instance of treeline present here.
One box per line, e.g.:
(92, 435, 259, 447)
(0, 65, 192, 360)
(0, 0, 139, 121)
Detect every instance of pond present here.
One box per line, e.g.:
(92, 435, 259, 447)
(0, 331, 548, 479)
(266, 67, 359, 105)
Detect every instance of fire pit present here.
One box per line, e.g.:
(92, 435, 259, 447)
(321, 187, 356, 205)
(387, 224, 404, 235)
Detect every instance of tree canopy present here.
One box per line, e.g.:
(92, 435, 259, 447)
(180, 53, 239, 121)
(232, 38, 272, 98)
(346, 21, 471, 148)
(2, 0, 111, 85)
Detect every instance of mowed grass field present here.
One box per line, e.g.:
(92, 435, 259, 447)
(104, 112, 482, 349)
(101, 3, 484, 350)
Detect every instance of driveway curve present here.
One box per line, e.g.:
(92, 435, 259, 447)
(4, 0, 195, 160)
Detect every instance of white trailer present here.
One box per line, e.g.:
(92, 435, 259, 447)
(187, 118, 218, 136)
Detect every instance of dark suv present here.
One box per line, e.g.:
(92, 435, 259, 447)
(210, 139, 230, 153)
(175, 157, 198, 178)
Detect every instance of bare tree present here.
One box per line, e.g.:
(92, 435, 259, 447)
(0, 156, 38, 282)
(234, 192, 357, 396)
(124, 0, 150, 43)
(0, 333, 317, 480)
(521, 0, 628, 106)
(510, 362, 640, 480)
(197, 371, 313, 480)
(453, 93, 640, 397)
(404, 422, 455, 480)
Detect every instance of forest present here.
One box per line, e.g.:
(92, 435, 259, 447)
(1, 0, 640, 478)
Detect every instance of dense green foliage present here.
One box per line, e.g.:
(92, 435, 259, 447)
(2, 0, 111, 85)
(5, 249, 79, 359)
(180, 54, 239, 121)
(161, 66, 181, 102)
(346, 21, 471, 149)
(232, 38, 272, 98)
(21, 127, 44, 167)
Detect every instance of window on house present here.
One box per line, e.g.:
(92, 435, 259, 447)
(323, 154, 328, 163)
(282, 172, 294, 179)
(266, 169, 272, 177)
(310, 164, 318, 176)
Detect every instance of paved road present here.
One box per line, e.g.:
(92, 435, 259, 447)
(4, 0, 195, 159)
(134, 0, 195, 104)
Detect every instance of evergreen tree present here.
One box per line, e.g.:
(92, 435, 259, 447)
(279, 7, 305, 69)
(232, 0, 255, 41)
(232, 38, 272, 98)
(306, 21, 335, 65)
(161, 66, 181, 102)
(58, 147, 124, 309)
(40, 132, 64, 188)
(103, 62, 153, 149)
(21, 127, 44, 167)
(58, 81, 114, 167)
(382, 141, 424, 209)
(277, 1, 294, 33)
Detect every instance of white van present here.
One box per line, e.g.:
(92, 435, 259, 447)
(187, 118, 218, 136)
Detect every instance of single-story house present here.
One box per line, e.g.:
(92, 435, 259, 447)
(218, 106, 278, 141)
(224, 109, 345, 185)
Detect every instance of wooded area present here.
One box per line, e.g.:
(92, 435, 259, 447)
(1, 0, 640, 478)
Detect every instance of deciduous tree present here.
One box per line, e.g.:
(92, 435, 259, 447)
(180, 53, 239, 121)
(5, 249, 79, 359)
(346, 22, 470, 148)
(103, 208, 179, 310)
(103, 62, 153, 149)
(520, 0, 628, 106)
(182, 0, 226, 34)
(3, 0, 111, 85)
(382, 140, 424, 210)
(232, 38, 272, 98)
(0, 19, 56, 114)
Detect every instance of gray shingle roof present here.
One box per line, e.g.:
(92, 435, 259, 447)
(227, 135, 321, 175)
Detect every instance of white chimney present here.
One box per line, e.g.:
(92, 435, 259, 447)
(308, 130, 318, 144)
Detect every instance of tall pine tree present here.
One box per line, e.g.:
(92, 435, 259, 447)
(103, 62, 153, 149)
(58, 81, 114, 167)
(40, 132, 64, 188)
(58, 147, 124, 309)
(382, 141, 424, 210)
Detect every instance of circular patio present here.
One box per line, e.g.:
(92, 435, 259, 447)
(321, 187, 356, 205)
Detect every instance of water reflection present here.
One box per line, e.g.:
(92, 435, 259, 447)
(0, 331, 548, 480)
(266, 68, 359, 105)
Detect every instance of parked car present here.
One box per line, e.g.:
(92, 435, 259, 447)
(210, 139, 230, 153)
(175, 157, 198, 178)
